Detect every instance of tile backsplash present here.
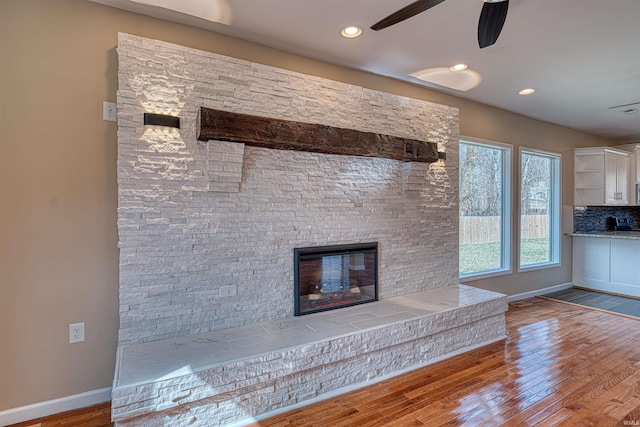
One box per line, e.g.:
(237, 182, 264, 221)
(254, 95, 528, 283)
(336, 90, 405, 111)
(573, 206, 640, 232)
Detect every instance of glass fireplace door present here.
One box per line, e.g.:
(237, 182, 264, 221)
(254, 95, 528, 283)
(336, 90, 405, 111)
(294, 243, 378, 315)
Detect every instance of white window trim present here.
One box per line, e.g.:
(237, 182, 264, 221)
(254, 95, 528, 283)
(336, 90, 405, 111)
(459, 137, 513, 280)
(517, 146, 562, 272)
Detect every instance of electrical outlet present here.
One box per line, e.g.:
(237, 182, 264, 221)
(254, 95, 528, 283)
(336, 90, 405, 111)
(69, 322, 85, 344)
(220, 285, 237, 297)
(102, 101, 116, 122)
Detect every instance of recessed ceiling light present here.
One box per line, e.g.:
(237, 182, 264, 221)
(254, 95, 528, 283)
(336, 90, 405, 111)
(518, 88, 536, 95)
(449, 63, 468, 72)
(341, 25, 363, 38)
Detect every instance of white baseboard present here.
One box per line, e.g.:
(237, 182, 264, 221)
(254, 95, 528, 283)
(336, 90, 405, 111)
(0, 387, 111, 426)
(508, 282, 573, 303)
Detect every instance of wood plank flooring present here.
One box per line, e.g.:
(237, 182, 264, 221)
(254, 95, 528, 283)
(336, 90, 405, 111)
(7, 402, 112, 427)
(254, 297, 640, 426)
(8, 297, 640, 426)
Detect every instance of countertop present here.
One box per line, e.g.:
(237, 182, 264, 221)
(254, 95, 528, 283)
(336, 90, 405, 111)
(568, 231, 640, 240)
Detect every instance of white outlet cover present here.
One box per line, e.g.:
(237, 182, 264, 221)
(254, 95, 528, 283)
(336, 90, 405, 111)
(69, 322, 85, 344)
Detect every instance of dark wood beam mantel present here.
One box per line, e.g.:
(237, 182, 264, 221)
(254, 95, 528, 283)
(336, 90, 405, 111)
(197, 107, 440, 163)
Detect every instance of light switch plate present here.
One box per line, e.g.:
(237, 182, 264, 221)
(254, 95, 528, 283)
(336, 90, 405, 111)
(103, 101, 116, 122)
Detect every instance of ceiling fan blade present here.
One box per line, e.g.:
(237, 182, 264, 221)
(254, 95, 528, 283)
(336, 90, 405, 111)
(478, 0, 509, 48)
(371, 0, 447, 31)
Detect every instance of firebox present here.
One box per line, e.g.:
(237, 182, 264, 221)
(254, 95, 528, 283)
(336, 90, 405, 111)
(294, 243, 378, 316)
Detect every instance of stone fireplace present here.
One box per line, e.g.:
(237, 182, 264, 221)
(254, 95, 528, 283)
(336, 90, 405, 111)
(111, 33, 507, 426)
(115, 33, 461, 347)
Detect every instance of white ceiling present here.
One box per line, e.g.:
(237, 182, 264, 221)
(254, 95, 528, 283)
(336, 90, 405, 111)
(93, 0, 640, 142)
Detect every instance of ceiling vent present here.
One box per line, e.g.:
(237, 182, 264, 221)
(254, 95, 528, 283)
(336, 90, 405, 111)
(608, 102, 640, 115)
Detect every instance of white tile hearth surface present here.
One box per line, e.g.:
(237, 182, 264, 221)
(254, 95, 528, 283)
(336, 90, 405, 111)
(115, 284, 499, 388)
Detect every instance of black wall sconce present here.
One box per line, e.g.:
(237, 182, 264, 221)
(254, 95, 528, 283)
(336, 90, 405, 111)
(438, 151, 446, 160)
(143, 113, 180, 129)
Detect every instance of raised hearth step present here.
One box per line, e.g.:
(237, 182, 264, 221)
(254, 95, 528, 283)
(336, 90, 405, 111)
(112, 284, 507, 426)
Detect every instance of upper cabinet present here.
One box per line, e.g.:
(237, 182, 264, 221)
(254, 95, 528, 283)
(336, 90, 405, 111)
(604, 152, 629, 205)
(615, 143, 640, 205)
(574, 147, 630, 206)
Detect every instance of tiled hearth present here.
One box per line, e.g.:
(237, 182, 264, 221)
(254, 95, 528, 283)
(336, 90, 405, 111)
(112, 284, 507, 426)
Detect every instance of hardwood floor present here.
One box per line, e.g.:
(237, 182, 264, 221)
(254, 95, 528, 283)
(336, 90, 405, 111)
(7, 402, 112, 427)
(254, 298, 640, 426)
(9, 297, 640, 426)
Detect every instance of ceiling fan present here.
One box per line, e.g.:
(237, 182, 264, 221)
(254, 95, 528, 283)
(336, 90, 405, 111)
(370, 0, 509, 49)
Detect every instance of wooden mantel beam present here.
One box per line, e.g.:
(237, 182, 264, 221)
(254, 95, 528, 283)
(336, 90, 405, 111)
(197, 107, 439, 163)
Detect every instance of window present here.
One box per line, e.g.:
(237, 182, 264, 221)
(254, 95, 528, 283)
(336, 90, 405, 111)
(459, 139, 511, 278)
(519, 148, 561, 269)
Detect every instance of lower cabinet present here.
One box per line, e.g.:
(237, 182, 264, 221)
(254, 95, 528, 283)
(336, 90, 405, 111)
(572, 236, 640, 297)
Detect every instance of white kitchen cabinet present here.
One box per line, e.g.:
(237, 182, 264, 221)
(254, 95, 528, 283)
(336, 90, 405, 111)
(604, 152, 629, 204)
(610, 239, 640, 289)
(574, 147, 630, 205)
(572, 236, 610, 288)
(615, 143, 640, 204)
(572, 234, 640, 297)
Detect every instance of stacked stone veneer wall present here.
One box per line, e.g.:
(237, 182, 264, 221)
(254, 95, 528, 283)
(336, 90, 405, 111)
(116, 33, 460, 346)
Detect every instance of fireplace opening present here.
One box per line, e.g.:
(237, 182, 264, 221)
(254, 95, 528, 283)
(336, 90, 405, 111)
(294, 243, 378, 316)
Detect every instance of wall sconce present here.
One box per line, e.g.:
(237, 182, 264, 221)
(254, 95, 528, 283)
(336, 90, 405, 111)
(438, 152, 446, 160)
(143, 113, 180, 129)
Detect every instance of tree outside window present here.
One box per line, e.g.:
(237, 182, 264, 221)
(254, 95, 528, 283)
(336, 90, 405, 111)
(459, 141, 511, 277)
(519, 149, 561, 268)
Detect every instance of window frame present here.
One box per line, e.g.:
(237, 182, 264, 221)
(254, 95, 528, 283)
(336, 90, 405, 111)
(458, 137, 513, 281)
(517, 147, 562, 272)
